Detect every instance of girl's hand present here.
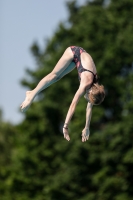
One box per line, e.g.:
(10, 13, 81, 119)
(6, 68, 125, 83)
(63, 127, 70, 141)
(82, 128, 90, 142)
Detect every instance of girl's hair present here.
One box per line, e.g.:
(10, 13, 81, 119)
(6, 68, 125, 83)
(88, 83, 105, 105)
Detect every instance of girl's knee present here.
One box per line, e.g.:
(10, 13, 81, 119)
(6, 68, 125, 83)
(50, 71, 60, 81)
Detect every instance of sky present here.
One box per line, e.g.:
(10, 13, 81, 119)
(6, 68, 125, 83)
(0, 0, 86, 124)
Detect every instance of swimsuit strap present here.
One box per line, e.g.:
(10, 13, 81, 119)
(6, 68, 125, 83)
(81, 68, 98, 83)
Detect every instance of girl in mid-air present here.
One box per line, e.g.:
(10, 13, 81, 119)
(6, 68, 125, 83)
(20, 46, 105, 142)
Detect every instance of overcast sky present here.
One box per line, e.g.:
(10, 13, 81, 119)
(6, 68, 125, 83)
(0, 0, 86, 124)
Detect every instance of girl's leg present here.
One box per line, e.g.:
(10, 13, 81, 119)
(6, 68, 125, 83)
(20, 47, 74, 112)
(53, 61, 75, 82)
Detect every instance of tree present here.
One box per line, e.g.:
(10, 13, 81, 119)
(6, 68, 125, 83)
(1, 0, 133, 199)
(0, 109, 17, 199)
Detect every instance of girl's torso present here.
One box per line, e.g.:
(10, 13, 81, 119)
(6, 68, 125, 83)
(70, 46, 97, 82)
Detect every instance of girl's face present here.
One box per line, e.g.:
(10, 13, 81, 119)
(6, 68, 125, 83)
(84, 89, 92, 102)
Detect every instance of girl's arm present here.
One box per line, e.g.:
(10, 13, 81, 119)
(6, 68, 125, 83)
(63, 85, 85, 141)
(63, 72, 92, 141)
(85, 102, 93, 128)
(82, 102, 93, 142)
(64, 86, 85, 125)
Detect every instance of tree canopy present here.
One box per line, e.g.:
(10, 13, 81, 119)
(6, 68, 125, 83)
(1, 0, 133, 199)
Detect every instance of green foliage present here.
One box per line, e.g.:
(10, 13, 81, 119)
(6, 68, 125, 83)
(1, 0, 133, 199)
(0, 110, 17, 199)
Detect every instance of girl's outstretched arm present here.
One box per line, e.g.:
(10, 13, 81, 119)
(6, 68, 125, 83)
(82, 102, 93, 142)
(63, 85, 85, 141)
(63, 71, 93, 141)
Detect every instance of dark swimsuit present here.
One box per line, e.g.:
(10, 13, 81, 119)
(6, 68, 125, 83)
(70, 46, 98, 83)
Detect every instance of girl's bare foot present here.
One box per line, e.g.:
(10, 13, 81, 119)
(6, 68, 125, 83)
(20, 91, 35, 112)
